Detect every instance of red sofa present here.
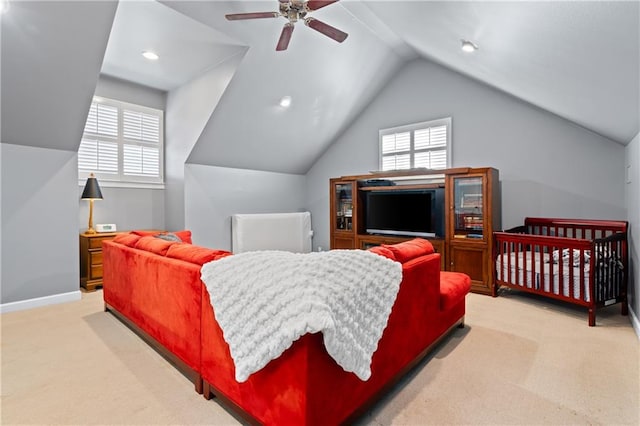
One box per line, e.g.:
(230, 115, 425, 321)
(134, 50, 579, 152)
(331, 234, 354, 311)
(103, 233, 471, 425)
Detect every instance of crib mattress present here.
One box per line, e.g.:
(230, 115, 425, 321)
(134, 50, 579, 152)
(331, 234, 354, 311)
(496, 251, 590, 302)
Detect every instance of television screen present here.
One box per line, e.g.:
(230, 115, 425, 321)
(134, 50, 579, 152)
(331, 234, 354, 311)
(365, 189, 443, 238)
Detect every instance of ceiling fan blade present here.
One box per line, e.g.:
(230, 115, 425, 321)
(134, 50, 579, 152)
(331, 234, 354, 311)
(305, 18, 348, 43)
(225, 12, 279, 21)
(276, 23, 295, 51)
(307, 0, 340, 11)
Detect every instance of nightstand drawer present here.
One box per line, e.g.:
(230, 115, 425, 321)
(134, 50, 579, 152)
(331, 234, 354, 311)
(90, 264, 103, 280)
(89, 251, 103, 266)
(89, 236, 112, 249)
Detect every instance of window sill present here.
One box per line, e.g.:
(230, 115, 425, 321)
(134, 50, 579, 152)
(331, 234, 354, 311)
(78, 180, 165, 190)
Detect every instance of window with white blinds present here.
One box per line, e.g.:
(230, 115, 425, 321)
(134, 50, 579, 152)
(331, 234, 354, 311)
(78, 97, 164, 186)
(379, 118, 451, 171)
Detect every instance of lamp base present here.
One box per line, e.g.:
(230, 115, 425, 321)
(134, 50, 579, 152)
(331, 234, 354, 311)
(85, 228, 97, 234)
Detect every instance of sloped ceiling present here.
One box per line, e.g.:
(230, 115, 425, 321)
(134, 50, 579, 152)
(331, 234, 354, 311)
(163, 0, 405, 174)
(363, 0, 640, 145)
(101, 0, 245, 91)
(1, 1, 118, 151)
(1, 1, 638, 173)
(159, 0, 639, 174)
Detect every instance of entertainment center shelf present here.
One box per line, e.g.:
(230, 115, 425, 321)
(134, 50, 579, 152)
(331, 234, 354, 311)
(330, 167, 500, 294)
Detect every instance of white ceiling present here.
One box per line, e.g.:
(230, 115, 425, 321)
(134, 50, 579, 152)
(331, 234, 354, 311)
(104, 1, 639, 146)
(2, 1, 638, 172)
(102, 0, 245, 91)
(362, 0, 640, 145)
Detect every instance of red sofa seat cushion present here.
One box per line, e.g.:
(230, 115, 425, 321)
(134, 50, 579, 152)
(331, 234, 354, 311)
(166, 244, 232, 266)
(382, 238, 434, 263)
(134, 235, 179, 256)
(440, 271, 471, 311)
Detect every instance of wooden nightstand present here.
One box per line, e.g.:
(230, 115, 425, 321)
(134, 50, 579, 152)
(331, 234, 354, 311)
(79, 232, 120, 291)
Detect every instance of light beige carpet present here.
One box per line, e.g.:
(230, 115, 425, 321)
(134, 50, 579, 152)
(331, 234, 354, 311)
(1, 289, 638, 425)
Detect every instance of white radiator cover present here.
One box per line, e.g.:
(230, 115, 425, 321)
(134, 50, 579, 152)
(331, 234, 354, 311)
(231, 212, 313, 253)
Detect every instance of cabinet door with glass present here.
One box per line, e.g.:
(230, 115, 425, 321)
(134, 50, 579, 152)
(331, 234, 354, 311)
(451, 175, 486, 242)
(330, 179, 356, 249)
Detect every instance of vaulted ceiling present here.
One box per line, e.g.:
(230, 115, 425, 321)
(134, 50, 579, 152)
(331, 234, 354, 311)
(2, 1, 639, 174)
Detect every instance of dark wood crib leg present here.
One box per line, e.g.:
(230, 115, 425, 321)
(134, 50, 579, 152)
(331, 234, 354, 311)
(621, 302, 629, 316)
(588, 309, 596, 327)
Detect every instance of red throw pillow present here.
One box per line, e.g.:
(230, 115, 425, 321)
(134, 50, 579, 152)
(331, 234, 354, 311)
(112, 233, 141, 247)
(382, 238, 435, 263)
(368, 245, 396, 261)
(173, 230, 192, 244)
(166, 244, 231, 266)
(134, 235, 178, 256)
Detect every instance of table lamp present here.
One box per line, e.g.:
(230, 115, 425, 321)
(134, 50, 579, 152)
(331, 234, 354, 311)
(81, 173, 103, 234)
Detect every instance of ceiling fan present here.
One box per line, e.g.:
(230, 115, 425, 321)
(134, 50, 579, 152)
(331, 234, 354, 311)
(225, 0, 348, 51)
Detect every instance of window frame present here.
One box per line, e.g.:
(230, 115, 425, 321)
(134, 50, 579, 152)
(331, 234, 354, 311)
(379, 117, 452, 172)
(78, 96, 164, 189)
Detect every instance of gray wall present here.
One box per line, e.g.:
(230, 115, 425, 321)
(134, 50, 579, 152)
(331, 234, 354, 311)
(77, 186, 165, 233)
(626, 132, 639, 330)
(184, 164, 307, 251)
(306, 59, 627, 251)
(1, 143, 79, 304)
(165, 52, 246, 231)
(78, 76, 167, 233)
(0, 143, 3, 292)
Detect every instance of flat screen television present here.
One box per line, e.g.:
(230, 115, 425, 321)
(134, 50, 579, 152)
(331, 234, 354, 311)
(365, 188, 444, 238)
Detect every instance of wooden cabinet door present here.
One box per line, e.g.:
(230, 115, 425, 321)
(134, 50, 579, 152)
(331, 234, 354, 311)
(448, 243, 491, 294)
(332, 236, 355, 249)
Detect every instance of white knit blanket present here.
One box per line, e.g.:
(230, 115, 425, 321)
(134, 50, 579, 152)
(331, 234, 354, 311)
(200, 250, 402, 383)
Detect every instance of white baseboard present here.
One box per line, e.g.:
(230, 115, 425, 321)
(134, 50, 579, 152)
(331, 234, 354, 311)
(0, 290, 81, 314)
(629, 304, 640, 341)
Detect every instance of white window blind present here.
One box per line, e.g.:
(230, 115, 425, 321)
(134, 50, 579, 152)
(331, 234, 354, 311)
(78, 97, 164, 186)
(379, 118, 451, 171)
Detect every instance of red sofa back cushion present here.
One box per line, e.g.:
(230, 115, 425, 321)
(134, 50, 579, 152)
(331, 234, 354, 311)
(113, 233, 141, 247)
(166, 244, 231, 266)
(134, 236, 179, 256)
(382, 238, 435, 263)
(368, 245, 396, 261)
(131, 230, 193, 244)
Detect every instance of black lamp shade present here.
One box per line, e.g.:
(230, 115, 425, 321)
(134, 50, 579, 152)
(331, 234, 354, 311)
(81, 175, 103, 200)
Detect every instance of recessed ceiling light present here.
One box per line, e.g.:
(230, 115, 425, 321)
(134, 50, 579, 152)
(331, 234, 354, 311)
(142, 51, 159, 61)
(461, 40, 478, 53)
(279, 96, 292, 108)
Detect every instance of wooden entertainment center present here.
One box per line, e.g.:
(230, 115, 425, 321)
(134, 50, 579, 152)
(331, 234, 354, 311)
(330, 167, 500, 294)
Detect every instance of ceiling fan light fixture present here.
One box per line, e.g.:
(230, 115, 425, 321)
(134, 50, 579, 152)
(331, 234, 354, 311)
(279, 96, 292, 108)
(142, 50, 159, 61)
(461, 40, 478, 53)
